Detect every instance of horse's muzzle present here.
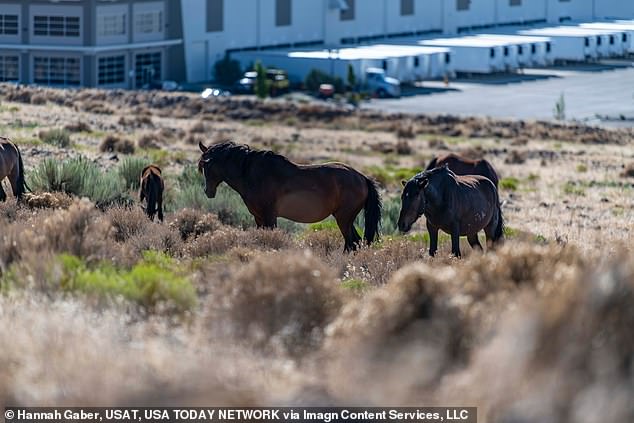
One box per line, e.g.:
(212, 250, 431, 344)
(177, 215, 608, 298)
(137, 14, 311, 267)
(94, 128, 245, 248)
(398, 222, 412, 233)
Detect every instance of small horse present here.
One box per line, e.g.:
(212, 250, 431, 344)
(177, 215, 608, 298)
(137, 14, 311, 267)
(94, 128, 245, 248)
(198, 141, 381, 252)
(0, 137, 29, 202)
(398, 164, 503, 257)
(139, 164, 164, 222)
(426, 153, 499, 187)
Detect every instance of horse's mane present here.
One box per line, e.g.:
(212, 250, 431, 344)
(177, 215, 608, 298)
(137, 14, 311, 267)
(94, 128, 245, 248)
(203, 142, 293, 173)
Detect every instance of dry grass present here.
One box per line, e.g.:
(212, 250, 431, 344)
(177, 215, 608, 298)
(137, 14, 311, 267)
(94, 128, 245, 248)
(0, 84, 633, 416)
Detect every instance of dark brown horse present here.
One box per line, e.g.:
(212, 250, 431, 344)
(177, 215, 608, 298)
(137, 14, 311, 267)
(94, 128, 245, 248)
(139, 164, 164, 222)
(0, 137, 29, 202)
(398, 164, 503, 257)
(198, 141, 381, 252)
(426, 153, 499, 187)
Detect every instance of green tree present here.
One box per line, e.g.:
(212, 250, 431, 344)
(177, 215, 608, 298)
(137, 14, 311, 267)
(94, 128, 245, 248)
(347, 64, 357, 91)
(254, 61, 270, 99)
(213, 55, 242, 86)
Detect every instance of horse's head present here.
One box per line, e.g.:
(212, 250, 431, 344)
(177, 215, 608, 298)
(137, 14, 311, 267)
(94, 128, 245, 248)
(397, 175, 428, 233)
(198, 142, 223, 198)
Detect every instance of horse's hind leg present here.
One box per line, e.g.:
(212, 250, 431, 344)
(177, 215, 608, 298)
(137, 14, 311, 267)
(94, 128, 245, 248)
(157, 191, 164, 222)
(467, 233, 483, 252)
(335, 213, 359, 253)
(0, 182, 6, 202)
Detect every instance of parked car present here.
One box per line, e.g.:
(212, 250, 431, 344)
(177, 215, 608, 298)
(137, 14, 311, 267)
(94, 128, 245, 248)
(201, 87, 231, 99)
(364, 68, 401, 98)
(234, 69, 290, 96)
(318, 83, 335, 99)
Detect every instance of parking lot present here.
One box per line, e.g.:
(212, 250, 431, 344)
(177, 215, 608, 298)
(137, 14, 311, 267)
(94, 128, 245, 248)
(363, 60, 634, 128)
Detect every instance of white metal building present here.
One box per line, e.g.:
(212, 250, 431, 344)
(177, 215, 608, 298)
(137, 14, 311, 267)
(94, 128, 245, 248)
(180, 0, 634, 83)
(231, 44, 452, 84)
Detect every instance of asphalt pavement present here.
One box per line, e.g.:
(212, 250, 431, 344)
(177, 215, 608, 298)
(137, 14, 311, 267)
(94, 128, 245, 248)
(362, 60, 634, 127)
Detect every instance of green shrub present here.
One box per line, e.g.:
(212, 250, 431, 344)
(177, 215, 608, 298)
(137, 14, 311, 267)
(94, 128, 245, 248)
(29, 157, 128, 207)
(213, 55, 242, 86)
(59, 251, 196, 314)
(563, 181, 585, 196)
(118, 157, 150, 190)
(341, 279, 370, 297)
(380, 196, 402, 235)
(39, 128, 71, 148)
(500, 177, 520, 191)
(170, 166, 254, 228)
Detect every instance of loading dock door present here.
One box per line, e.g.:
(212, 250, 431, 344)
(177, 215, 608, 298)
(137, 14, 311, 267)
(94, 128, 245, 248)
(189, 41, 208, 82)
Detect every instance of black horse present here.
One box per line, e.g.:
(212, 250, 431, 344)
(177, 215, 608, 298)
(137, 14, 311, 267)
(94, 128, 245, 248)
(398, 164, 503, 257)
(425, 153, 499, 188)
(198, 141, 381, 252)
(139, 164, 164, 222)
(0, 137, 29, 202)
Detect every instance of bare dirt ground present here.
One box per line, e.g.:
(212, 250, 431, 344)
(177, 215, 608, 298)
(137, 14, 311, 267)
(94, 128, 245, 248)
(0, 85, 633, 421)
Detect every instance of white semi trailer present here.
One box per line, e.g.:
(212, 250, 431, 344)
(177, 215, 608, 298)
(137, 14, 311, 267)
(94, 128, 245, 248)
(519, 27, 600, 62)
(475, 34, 554, 66)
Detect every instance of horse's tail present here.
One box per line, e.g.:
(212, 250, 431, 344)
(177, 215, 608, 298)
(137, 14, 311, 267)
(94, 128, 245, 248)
(493, 200, 505, 242)
(363, 176, 382, 245)
(16, 145, 30, 200)
(425, 156, 438, 171)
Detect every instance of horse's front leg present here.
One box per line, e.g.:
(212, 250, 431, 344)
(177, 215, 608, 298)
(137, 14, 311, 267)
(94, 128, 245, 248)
(450, 223, 461, 258)
(426, 220, 439, 257)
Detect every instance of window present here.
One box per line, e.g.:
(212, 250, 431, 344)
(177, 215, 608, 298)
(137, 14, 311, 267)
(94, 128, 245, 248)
(207, 0, 223, 32)
(33, 15, 80, 37)
(584, 37, 589, 47)
(135, 10, 162, 34)
(0, 55, 19, 82)
(490, 48, 495, 58)
(0, 14, 19, 35)
(457, 0, 470, 11)
(623, 33, 628, 42)
(445, 53, 451, 64)
(414, 56, 420, 67)
(531, 44, 537, 54)
(503, 46, 509, 56)
(609, 35, 614, 45)
(98, 55, 125, 85)
(401, 0, 414, 16)
(546, 42, 551, 52)
(596, 37, 601, 46)
(340, 0, 355, 21)
(276, 0, 291, 26)
(33, 56, 80, 86)
(98, 13, 126, 37)
(135, 52, 161, 88)
(510, 0, 521, 6)
(381, 59, 387, 70)
(518, 45, 523, 55)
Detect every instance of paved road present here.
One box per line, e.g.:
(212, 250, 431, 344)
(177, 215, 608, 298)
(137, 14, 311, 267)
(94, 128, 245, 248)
(363, 60, 634, 127)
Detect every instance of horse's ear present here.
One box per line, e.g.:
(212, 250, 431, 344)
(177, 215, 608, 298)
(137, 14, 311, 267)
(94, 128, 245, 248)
(199, 142, 208, 153)
(401, 179, 407, 187)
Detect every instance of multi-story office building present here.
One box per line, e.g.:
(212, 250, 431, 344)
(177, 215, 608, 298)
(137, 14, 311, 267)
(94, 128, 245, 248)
(0, 0, 184, 88)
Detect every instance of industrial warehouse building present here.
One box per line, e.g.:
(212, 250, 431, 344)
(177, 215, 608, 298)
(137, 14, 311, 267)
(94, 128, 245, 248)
(0, 0, 633, 87)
